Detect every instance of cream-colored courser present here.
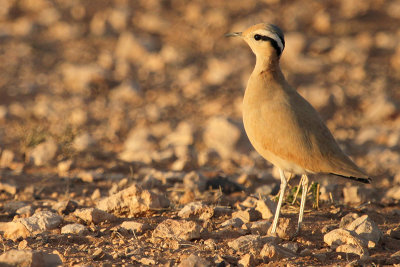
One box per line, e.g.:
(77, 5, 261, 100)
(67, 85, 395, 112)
(226, 23, 371, 234)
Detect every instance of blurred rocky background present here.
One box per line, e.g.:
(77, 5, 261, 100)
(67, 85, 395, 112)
(0, 0, 400, 266)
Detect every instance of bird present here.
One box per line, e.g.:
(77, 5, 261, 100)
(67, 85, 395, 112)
(225, 23, 371, 235)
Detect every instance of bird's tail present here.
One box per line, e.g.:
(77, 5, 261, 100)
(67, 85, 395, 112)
(327, 154, 372, 184)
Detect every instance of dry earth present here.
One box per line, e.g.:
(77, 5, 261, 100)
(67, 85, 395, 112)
(0, 0, 400, 266)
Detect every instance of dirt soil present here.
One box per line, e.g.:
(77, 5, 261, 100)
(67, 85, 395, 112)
(1, 0, 400, 266)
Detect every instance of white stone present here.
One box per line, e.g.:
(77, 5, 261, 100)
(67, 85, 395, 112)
(29, 139, 58, 166)
(178, 254, 210, 267)
(16, 205, 34, 216)
(57, 159, 73, 174)
(260, 242, 297, 260)
(386, 186, 400, 200)
(203, 116, 242, 158)
(120, 221, 150, 234)
(97, 184, 169, 216)
(324, 228, 368, 249)
(74, 208, 116, 224)
(268, 217, 296, 239)
(228, 235, 264, 253)
(61, 63, 104, 93)
(339, 212, 359, 228)
(114, 32, 148, 62)
(2, 201, 27, 214)
(336, 244, 369, 257)
(232, 208, 261, 223)
(203, 58, 232, 86)
(0, 181, 17, 195)
(343, 186, 370, 203)
(153, 219, 202, 241)
(52, 200, 78, 215)
(0, 222, 30, 240)
(0, 105, 7, 120)
(281, 242, 299, 253)
(238, 254, 255, 267)
(0, 149, 14, 168)
(366, 95, 398, 122)
(77, 170, 104, 183)
(110, 81, 141, 104)
(249, 220, 271, 235)
(220, 217, 244, 228)
(18, 210, 62, 232)
(256, 198, 276, 219)
(0, 250, 62, 267)
(344, 215, 382, 248)
(119, 128, 156, 163)
(183, 171, 207, 192)
(61, 223, 88, 235)
(72, 133, 94, 151)
(178, 202, 214, 220)
(161, 121, 194, 148)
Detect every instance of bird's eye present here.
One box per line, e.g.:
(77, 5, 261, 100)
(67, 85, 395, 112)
(254, 34, 261, 41)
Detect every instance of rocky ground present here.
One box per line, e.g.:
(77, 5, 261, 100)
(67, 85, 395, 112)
(0, 0, 400, 266)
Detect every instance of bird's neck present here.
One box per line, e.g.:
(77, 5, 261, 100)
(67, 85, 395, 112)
(253, 55, 284, 81)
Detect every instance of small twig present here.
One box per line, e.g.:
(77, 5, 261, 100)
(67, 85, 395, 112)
(129, 165, 134, 183)
(356, 201, 371, 209)
(315, 183, 320, 210)
(291, 176, 304, 204)
(132, 230, 138, 240)
(166, 188, 187, 192)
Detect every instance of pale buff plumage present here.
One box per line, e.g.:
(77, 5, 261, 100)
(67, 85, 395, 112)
(227, 23, 371, 234)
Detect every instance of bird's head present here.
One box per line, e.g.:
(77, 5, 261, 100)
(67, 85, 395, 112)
(226, 23, 285, 60)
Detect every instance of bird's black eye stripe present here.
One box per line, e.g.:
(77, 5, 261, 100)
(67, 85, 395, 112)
(253, 34, 283, 57)
(254, 34, 261, 41)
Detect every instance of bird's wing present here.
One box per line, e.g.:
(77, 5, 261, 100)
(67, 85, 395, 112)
(255, 87, 368, 180)
(289, 90, 369, 179)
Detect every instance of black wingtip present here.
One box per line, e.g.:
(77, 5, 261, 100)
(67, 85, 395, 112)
(361, 177, 372, 184)
(330, 173, 372, 184)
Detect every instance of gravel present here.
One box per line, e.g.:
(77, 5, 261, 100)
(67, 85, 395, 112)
(0, 0, 399, 265)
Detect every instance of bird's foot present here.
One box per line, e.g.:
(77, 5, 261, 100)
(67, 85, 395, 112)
(294, 226, 302, 237)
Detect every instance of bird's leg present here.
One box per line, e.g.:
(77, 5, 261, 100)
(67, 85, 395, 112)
(296, 174, 309, 235)
(271, 169, 288, 234)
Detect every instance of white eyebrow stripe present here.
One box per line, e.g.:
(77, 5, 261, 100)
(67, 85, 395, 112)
(253, 29, 284, 52)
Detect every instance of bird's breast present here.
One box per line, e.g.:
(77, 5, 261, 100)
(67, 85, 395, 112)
(242, 81, 310, 174)
(243, 77, 312, 174)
